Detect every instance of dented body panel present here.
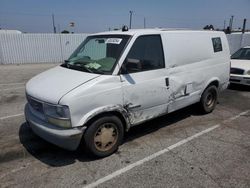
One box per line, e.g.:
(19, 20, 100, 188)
(121, 69, 170, 125)
(25, 29, 230, 150)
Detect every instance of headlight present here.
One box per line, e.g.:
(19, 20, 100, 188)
(247, 70, 250, 75)
(43, 103, 71, 128)
(47, 117, 71, 128)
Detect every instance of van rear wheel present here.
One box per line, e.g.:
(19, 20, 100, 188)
(199, 85, 218, 114)
(83, 115, 124, 158)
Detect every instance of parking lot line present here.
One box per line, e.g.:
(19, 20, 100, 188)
(0, 113, 24, 120)
(0, 162, 34, 180)
(84, 110, 249, 188)
(1, 86, 25, 91)
(0, 82, 25, 86)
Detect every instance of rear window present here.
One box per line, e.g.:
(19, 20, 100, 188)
(212, 37, 222, 52)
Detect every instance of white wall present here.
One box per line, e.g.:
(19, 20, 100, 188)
(0, 32, 250, 64)
(0, 33, 88, 64)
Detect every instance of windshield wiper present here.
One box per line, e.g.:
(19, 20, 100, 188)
(67, 63, 94, 73)
(63, 60, 106, 74)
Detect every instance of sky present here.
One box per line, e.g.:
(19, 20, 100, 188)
(0, 0, 250, 33)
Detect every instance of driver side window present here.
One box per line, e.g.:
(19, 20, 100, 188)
(122, 35, 165, 74)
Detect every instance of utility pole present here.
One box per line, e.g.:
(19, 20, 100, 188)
(242, 19, 247, 34)
(144, 17, 146, 28)
(229, 17, 232, 30)
(57, 24, 61, 33)
(52, 14, 56, 33)
(129, 11, 133, 29)
(229, 15, 234, 31)
(223, 20, 226, 30)
(69, 22, 75, 33)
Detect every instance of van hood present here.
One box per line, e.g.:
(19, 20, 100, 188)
(26, 66, 100, 104)
(231, 59, 250, 71)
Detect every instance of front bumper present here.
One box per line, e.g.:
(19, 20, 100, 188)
(25, 104, 86, 151)
(230, 75, 250, 86)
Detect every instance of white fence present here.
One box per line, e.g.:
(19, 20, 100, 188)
(226, 33, 250, 54)
(0, 32, 250, 64)
(0, 33, 88, 64)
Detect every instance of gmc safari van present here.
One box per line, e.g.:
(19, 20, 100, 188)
(25, 28, 230, 157)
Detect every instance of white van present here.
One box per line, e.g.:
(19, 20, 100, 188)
(25, 28, 230, 157)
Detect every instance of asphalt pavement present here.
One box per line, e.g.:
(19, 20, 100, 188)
(0, 64, 250, 188)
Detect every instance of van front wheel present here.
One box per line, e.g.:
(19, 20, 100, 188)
(83, 115, 124, 158)
(199, 85, 218, 114)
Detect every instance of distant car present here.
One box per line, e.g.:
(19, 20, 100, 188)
(230, 46, 250, 86)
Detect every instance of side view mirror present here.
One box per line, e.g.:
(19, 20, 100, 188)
(121, 58, 141, 74)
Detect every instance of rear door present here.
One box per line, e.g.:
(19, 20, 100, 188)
(120, 35, 170, 125)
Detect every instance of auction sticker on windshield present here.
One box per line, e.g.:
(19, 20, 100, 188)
(106, 38, 122, 44)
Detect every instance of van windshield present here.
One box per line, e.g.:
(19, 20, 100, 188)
(231, 48, 250, 60)
(62, 35, 131, 74)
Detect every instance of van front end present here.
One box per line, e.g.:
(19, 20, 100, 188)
(25, 96, 86, 151)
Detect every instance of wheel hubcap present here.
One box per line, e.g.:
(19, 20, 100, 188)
(94, 123, 118, 152)
(206, 93, 214, 108)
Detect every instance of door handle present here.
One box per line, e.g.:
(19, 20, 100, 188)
(165, 78, 169, 87)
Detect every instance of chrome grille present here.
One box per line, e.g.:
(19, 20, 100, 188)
(230, 68, 244, 75)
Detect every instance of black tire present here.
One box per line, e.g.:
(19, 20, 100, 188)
(199, 85, 218, 114)
(83, 115, 124, 158)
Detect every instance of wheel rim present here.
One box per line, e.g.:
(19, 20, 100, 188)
(94, 123, 118, 152)
(205, 91, 215, 108)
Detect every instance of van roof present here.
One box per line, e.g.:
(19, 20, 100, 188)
(90, 28, 224, 36)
